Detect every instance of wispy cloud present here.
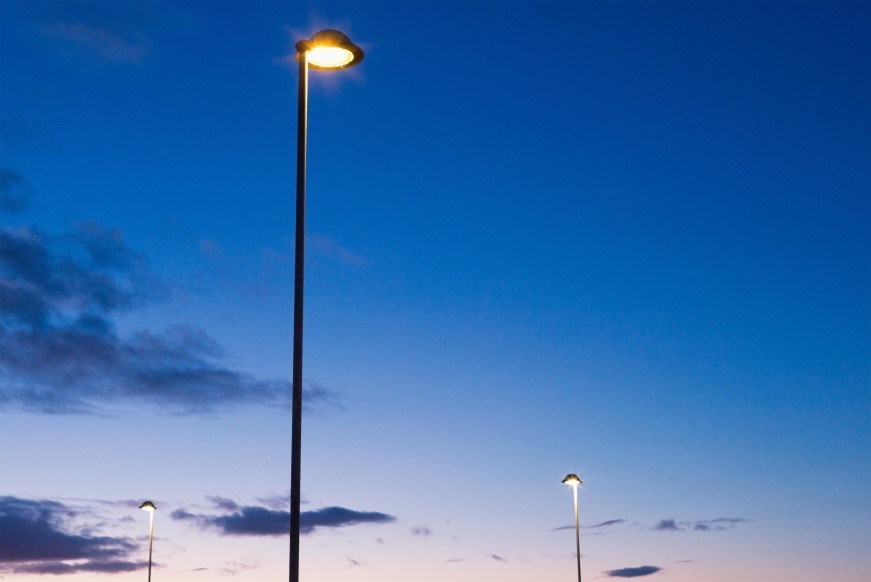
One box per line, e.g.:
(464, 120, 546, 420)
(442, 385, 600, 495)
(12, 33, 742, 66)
(410, 525, 432, 537)
(214, 560, 260, 576)
(0, 120, 61, 153)
(652, 519, 680, 532)
(207, 496, 240, 512)
(652, 517, 748, 532)
(490, 553, 508, 562)
(587, 519, 626, 529)
(0, 170, 31, 214)
(552, 518, 626, 532)
(256, 495, 290, 511)
(604, 565, 663, 578)
(0, 223, 340, 415)
(0, 496, 144, 576)
(171, 500, 395, 536)
(41, 21, 150, 63)
(308, 234, 368, 267)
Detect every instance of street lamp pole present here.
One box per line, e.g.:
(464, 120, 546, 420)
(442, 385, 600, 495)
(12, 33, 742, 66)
(289, 30, 364, 582)
(289, 38, 308, 582)
(562, 474, 583, 582)
(139, 501, 156, 582)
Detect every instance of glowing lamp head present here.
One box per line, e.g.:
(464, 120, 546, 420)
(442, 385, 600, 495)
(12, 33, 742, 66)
(139, 501, 157, 512)
(296, 29, 364, 70)
(562, 473, 582, 486)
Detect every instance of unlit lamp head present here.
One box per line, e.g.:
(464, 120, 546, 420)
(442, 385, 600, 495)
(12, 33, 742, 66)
(297, 29, 364, 70)
(139, 501, 157, 512)
(562, 473, 582, 486)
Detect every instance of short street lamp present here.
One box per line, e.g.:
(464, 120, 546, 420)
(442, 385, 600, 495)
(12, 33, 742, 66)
(562, 474, 583, 582)
(139, 501, 156, 582)
(289, 28, 364, 582)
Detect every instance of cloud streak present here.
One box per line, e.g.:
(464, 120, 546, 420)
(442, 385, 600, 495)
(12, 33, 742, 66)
(0, 223, 339, 415)
(1, 170, 31, 214)
(308, 234, 368, 267)
(0, 496, 144, 576)
(604, 565, 663, 578)
(171, 500, 395, 536)
(551, 518, 626, 532)
(587, 519, 626, 529)
(652, 517, 748, 532)
(42, 21, 151, 63)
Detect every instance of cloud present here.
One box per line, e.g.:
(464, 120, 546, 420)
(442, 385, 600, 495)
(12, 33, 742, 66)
(302, 381, 344, 413)
(0, 496, 143, 576)
(652, 517, 748, 532)
(256, 495, 290, 511)
(308, 234, 368, 267)
(216, 560, 260, 576)
(410, 525, 432, 537)
(692, 517, 748, 531)
(605, 565, 663, 578)
(587, 519, 626, 529)
(552, 518, 626, 532)
(207, 496, 240, 512)
(1, 170, 31, 214)
(0, 223, 341, 415)
(652, 519, 680, 532)
(171, 501, 395, 536)
(42, 21, 150, 63)
(1, 120, 61, 153)
(446, 557, 468, 563)
(8, 560, 143, 574)
(490, 553, 507, 562)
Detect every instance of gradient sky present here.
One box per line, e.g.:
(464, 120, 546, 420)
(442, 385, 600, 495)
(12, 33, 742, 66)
(1, 1, 869, 581)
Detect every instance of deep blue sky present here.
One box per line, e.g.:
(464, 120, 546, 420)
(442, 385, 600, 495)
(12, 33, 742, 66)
(1, 2, 869, 581)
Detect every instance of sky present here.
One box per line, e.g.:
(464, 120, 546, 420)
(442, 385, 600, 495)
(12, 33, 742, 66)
(0, 1, 869, 581)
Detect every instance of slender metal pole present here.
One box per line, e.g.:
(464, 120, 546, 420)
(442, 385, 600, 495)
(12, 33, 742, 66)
(147, 510, 154, 582)
(573, 484, 581, 582)
(289, 47, 308, 582)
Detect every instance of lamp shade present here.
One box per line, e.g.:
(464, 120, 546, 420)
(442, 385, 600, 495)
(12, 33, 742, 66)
(562, 473, 582, 486)
(296, 29, 364, 70)
(139, 501, 157, 511)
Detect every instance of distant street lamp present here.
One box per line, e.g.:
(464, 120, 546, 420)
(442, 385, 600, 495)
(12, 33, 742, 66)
(289, 29, 364, 582)
(139, 501, 156, 582)
(562, 474, 582, 582)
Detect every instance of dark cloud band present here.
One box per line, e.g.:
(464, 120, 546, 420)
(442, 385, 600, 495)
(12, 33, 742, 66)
(605, 565, 663, 578)
(652, 517, 748, 532)
(171, 501, 395, 536)
(0, 223, 339, 415)
(0, 496, 143, 576)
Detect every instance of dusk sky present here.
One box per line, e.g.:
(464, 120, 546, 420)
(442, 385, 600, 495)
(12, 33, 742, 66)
(1, 1, 869, 581)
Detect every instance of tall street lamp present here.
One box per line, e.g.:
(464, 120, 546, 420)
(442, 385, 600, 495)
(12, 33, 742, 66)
(289, 29, 364, 582)
(139, 501, 156, 582)
(562, 474, 583, 582)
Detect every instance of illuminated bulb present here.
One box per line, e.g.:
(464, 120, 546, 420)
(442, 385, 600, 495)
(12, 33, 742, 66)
(307, 46, 355, 69)
(296, 29, 363, 70)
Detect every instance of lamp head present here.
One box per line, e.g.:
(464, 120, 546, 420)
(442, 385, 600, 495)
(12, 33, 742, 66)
(296, 29, 364, 70)
(139, 501, 157, 512)
(562, 473, 582, 486)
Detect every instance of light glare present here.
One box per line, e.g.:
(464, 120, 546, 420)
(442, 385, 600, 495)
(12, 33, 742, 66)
(307, 46, 355, 68)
